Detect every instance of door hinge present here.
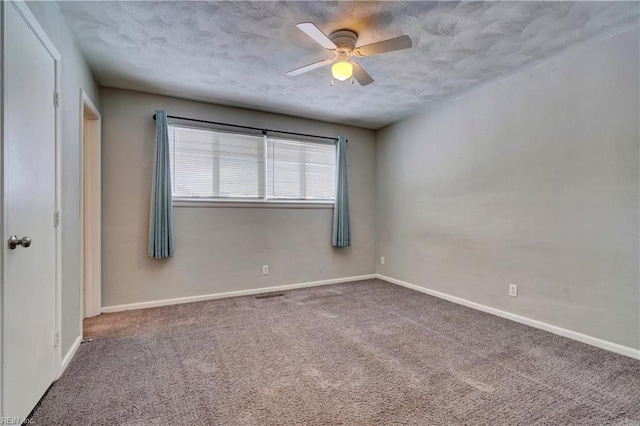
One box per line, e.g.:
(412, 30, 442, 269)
(54, 210, 60, 227)
(54, 91, 60, 108)
(54, 331, 60, 348)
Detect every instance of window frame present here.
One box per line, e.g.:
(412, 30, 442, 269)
(168, 123, 337, 208)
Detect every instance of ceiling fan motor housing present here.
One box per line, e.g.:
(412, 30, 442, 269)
(329, 29, 358, 58)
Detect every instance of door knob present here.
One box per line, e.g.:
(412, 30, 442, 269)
(8, 235, 31, 249)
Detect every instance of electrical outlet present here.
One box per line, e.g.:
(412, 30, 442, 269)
(262, 265, 269, 275)
(509, 284, 518, 297)
(380, 256, 385, 265)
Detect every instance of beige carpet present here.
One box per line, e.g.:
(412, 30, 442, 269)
(32, 279, 640, 425)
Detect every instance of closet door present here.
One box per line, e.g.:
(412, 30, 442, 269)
(2, 1, 58, 419)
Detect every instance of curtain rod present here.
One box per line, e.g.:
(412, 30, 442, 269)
(153, 114, 346, 143)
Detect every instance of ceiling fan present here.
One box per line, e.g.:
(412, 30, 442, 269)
(286, 22, 412, 86)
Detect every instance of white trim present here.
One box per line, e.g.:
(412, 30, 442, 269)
(376, 274, 640, 360)
(9, 1, 60, 60)
(262, 134, 268, 202)
(0, 1, 5, 411)
(102, 274, 377, 313)
(59, 336, 81, 377)
(79, 89, 102, 323)
(81, 90, 101, 120)
(173, 199, 334, 209)
(102, 272, 640, 359)
(52, 25, 63, 381)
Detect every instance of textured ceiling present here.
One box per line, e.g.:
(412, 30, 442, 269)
(58, 1, 639, 129)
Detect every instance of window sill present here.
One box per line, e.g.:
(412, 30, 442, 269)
(173, 198, 335, 209)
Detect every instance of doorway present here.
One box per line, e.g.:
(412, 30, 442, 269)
(81, 91, 101, 319)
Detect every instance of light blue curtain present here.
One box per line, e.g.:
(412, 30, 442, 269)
(332, 136, 351, 247)
(148, 110, 174, 258)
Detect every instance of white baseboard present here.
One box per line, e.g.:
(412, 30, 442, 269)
(376, 274, 640, 360)
(59, 336, 82, 377)
(101, 274, 378, 314)
(100, 272, 639, 360)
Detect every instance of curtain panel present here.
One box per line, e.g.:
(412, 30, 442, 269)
(148, 110, 175, 258)
(332, 136, 351, 247)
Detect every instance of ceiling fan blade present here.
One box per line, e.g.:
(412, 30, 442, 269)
(286, 59, 333, 76)
(296, 22, 337, 50)
(355, 35, 412, 57)
(352, 62, 374, 86)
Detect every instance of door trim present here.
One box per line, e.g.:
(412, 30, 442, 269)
(80, 89, 101, 324)
(1, 2, 4, 411)
(0, 3, 63, 415)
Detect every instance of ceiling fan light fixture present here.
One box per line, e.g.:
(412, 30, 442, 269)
(331, 60, 353, 82)
(288, 22, 412, 86)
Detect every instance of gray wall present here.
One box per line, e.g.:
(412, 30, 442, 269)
(100, 88, 376, 307)
(376, 28, 640, 350)
(26, 2, 101, 356)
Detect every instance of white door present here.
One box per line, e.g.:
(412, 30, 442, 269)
(2, 1, 58, 419)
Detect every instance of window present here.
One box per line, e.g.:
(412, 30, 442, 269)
(168, 125, 336, 203)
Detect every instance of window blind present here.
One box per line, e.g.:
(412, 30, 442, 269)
(168, 125, 336, 202)
(169, 126, 264, 199)
(267, 138, 336, 200)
